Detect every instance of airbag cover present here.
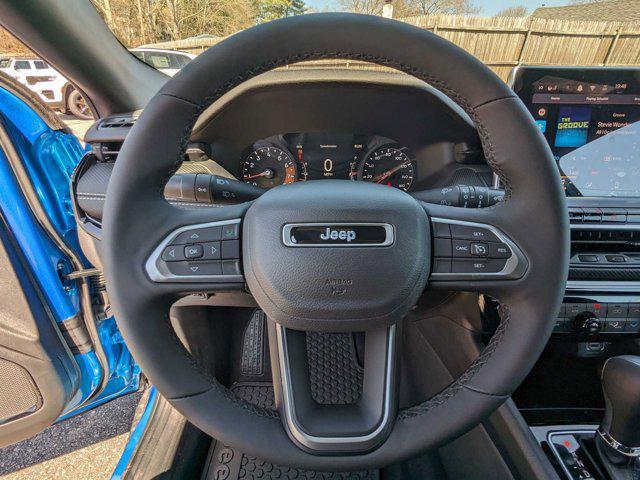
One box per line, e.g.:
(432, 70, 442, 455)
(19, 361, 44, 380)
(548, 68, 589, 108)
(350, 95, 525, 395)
(243, 180, 430, 331)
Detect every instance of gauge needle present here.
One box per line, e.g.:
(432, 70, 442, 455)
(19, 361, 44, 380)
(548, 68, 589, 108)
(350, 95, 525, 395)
(245, 169, 274, 180)
(374, 161, 410, 184)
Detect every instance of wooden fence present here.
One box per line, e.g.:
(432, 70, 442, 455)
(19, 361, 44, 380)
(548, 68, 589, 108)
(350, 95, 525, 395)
(401, 14, 640, 80)
(141, 14, 640, 81)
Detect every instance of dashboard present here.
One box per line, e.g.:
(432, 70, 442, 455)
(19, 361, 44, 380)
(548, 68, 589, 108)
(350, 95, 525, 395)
(240, 133, 416, 191)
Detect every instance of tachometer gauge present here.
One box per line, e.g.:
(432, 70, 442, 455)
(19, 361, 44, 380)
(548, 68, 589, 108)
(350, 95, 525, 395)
(242, 145, 298, 189)
(360, 146, 415, 191)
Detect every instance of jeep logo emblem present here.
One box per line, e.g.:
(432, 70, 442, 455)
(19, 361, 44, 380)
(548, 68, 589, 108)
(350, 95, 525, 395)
(282, 223, 394, 247)
(320, 228, 356, 242)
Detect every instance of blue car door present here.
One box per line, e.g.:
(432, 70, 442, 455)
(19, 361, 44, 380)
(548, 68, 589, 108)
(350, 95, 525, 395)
(0, 72, 139, 448)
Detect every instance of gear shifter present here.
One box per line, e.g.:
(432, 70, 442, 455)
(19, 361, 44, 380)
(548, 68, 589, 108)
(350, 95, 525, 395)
(596, 356, 640, 478)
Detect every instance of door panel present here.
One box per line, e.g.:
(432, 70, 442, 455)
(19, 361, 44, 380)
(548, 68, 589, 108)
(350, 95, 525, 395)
(0, 215, 79, 447)
(0, 71, 139, 447)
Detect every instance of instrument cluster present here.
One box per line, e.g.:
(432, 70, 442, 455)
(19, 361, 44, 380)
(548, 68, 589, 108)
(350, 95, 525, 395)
(240, 133, 416, 191)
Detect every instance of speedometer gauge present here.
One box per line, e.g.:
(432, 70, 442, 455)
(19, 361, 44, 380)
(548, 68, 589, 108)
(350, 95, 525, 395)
(360, 146, 415, 191)
(242, 146, 298, 189)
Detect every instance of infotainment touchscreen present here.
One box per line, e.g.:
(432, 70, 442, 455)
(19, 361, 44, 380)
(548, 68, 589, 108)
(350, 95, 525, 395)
(511, 67, 640, 198)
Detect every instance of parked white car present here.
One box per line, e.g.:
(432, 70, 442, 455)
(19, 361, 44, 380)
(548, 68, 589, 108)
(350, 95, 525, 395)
(0, 56, 92, 118)
(0, 49, 196, 120)
(130, 48, 196, 77)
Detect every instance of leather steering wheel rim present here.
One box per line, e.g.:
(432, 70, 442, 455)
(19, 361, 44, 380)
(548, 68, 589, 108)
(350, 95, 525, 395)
(102, 13, 569, 470)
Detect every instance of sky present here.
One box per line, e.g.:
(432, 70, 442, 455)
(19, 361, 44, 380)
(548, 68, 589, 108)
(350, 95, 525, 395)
(306, 0, 574, 15)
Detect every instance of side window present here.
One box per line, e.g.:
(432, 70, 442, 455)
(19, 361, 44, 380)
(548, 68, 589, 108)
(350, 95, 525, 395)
(0, 59, 11, 68)
(14, 60, 30, 70)
(34, 60, 48, 70)
(131, 50, 145, 61)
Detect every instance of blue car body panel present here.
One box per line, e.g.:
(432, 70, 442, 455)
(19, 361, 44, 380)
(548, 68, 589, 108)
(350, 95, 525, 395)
(0, 86, 139, 418)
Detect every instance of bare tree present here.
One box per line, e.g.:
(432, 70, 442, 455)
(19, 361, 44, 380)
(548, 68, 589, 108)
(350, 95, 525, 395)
(338, 0, 383, 15)
(494, 5, 528, 17)
(340, 0, 480, 16)
(402, 0, 481, 15)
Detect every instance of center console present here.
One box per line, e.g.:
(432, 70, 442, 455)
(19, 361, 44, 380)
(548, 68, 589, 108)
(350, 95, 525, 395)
(509, 66, 640, 480)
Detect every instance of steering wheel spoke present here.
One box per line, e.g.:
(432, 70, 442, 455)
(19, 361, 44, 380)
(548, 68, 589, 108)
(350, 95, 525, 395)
(422, 203, 528, 294)
(269, 321, 398, 454)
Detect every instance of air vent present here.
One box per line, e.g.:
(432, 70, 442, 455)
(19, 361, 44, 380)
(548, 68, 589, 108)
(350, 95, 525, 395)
(90, 141, 122, 162)
(99, 115, 137, 129)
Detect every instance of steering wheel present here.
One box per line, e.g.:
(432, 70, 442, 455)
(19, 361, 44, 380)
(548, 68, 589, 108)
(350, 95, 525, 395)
(102, 13, 568, 470)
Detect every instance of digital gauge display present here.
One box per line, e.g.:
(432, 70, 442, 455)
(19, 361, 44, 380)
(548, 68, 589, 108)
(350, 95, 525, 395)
(240, 133, 417, 191)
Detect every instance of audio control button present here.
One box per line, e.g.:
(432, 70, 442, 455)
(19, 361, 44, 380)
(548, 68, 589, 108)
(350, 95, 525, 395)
(166, 261, 223, 276)
(162, 245, 185, 262)
(173, 226, 222, 244)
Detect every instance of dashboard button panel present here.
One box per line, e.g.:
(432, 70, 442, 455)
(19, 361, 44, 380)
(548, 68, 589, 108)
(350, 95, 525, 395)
(554, 300, 640, 335)
(146, 219, 243, 283)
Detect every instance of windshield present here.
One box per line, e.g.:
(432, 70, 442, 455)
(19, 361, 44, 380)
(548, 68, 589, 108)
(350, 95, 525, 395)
(90, 0, 640, 81)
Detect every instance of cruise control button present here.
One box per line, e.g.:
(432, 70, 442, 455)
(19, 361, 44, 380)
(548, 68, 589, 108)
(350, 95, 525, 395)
(184, 244, 204, 259)
(166, 261, 223, 276)
(488, 242, 511, 259)
(434, 238, 452, 257)
(162, 245, 185, 262)
(470, 242, 488, 257)
(450, 224, 500, 243)
(221, 239, 240, 259)
(452, 240, 471, 257)
(173, 226, 222, 244)
(222, 260, 242, 276)
(451, 259, 507, 274)
(201, 241, 221, 260)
